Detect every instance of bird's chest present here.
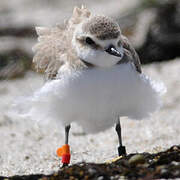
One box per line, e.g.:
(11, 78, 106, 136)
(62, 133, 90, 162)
(59, 64, 136, 114)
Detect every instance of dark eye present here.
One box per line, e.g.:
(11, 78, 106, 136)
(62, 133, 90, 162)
(85, 37, 95, 45)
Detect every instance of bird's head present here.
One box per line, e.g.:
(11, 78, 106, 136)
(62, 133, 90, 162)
(72, 15, 124, 68)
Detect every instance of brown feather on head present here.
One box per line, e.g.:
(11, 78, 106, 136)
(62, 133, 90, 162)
(82, 16, 120, 40)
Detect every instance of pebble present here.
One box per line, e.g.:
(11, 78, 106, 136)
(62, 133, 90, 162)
(128, 154, 146, 166)
(97, 176, 104, 180)
(88, 168, 97, 175)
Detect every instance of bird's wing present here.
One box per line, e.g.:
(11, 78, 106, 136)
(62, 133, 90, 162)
(121, 35, 142, 73)
(32, 25, 67, 80)
(32, 6, 91, 80)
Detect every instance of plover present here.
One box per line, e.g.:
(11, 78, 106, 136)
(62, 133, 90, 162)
(31, 6, 165, 166)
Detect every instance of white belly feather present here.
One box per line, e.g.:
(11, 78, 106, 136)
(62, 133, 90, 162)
(26, 63, 165, 133)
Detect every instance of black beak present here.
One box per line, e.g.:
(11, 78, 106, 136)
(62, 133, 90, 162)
(105, 45, 123, 58)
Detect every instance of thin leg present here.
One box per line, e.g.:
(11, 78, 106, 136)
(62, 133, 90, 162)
(65, 124, 71, 145)
(62, 124, 71, 167)
(115, 118, 126, 156)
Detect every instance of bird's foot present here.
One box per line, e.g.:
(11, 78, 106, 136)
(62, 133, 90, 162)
(118, 145, 126, 156)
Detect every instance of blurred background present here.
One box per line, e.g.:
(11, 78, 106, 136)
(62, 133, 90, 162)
(0, 0, 179, 176)
(0, 0, 180, 79)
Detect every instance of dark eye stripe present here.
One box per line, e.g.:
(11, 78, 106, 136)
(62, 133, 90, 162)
(85, 37, 101, 50)
(76, 36, 101, 50)
(85, 37, 95, 45)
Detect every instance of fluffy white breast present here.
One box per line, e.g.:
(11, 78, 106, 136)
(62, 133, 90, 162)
(23, 63, 165, 133)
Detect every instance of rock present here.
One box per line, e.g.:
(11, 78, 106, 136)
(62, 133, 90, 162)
(0, 48, 32, 79)
(128, 154, 146, 166)
(0, 36, 34, 79)
(117, 0, 180, 63)
(136, 0, 180, 63)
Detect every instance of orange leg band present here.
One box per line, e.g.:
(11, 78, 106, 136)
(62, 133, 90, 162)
(57, 144, 71, 164)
